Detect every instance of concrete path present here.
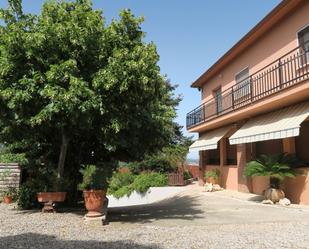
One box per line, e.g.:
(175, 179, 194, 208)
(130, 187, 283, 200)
(108, 183, 309, 227)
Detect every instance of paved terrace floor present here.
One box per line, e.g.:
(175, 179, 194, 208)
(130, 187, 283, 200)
(1, 184, 309, 249)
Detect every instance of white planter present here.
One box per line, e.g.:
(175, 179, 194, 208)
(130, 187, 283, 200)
(107, 186, 187, 207)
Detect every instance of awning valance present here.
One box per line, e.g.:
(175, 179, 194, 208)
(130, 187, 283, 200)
(229, 101, 309, 145)
(189, 126, 232, 151)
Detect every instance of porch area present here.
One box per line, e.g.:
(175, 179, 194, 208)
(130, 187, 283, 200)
(192, 101, 309, 205)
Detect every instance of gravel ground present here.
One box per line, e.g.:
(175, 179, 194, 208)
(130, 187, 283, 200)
(1, 189, 309, 249)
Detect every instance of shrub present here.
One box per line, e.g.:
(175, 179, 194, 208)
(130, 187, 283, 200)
(128, 156, 173, 174)
(183, 170, 192, 180)
(108, 172, 168, 198)
(132, 172, 167, 193)
(16, 182, 39, 209)
(108, 172, 135, 198)
(0, 152, 28, 166)
(204, 169, 220, 180)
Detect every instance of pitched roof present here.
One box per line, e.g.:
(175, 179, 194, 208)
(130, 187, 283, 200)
(191, 0, 305, 88)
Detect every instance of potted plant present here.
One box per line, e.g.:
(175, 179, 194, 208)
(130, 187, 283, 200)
(35, 168, 67, 212)
(244, 153, 298, 203)
(2, 187, 17, 204)
(78, 165, 108, 218)
(204, 169, 220, 184)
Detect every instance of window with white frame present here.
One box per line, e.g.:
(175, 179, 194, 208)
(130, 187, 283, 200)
(298, 25, 309, 63)
(234, 67, 250, 101)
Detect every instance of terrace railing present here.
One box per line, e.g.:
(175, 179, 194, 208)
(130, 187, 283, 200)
(186, 41, 309, 129)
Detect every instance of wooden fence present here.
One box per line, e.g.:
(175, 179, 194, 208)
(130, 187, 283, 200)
(0, 163, 21, 193)
(168, 172, 185, 186)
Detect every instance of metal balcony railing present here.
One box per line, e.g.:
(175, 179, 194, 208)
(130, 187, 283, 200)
(186, 41, 309, 129)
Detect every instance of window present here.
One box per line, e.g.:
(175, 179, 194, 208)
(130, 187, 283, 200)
(298, 25, 309, 64)
(214, 87, 222, 114)
(234, 67, 250, 101)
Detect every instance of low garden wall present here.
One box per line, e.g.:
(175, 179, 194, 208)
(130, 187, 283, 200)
(0, 163, 21, 193)
(107, 186, 187, 207)
(283, 167, 309, 205)
(205, 165, 238, 190)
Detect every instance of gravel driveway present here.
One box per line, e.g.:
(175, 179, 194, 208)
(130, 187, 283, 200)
(1, 186, 309, 249)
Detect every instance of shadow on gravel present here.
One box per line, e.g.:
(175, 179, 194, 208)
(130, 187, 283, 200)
(0, 233, 161, 249)
(108, 194, 204, 224)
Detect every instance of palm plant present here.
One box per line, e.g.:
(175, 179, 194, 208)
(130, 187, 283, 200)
(244, 153, 298, 189)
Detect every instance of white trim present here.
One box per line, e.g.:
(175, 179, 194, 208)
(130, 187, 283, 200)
(234, 66, 249, 83)
(296, 23, 309, 47)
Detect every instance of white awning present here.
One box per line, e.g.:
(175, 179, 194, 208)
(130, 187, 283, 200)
(189, 126, 232, 151)
(229, 101, 309, 145)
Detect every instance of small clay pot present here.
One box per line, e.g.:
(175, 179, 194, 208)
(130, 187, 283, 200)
(3, 196, 13, 204)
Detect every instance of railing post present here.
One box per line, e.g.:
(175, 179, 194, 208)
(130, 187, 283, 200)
(231, 86, 235, 110)
(278, 58, 282, 89)
(203, 105, 206, 122)
(250, 76, 253, 102)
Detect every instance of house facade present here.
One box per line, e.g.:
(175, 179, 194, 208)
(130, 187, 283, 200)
(187, 0, 309, 204)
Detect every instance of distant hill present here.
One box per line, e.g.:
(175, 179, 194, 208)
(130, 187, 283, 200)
(186, 158, 199, 165)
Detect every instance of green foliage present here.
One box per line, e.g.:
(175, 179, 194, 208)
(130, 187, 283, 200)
(128, 134, 193, 174)
(107, 171, 167, 198)
(244, 153, 298, 188)
(128, 155, 173, 174)
(108, 172, 135, 198)
(183, 170, 192, 180)
(16, 181, 39, 209)
(0, 0, 181, 200)
(78, 165, 108, 190)
(0, 152, 28, 165)
(204, 169, 220, 180)
(132, 172, 167, 193)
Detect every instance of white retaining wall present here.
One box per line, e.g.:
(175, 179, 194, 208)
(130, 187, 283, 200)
(108, 186, 187, 207)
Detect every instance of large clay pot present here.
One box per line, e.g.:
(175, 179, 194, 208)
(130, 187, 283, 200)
(3, 196, 13, 204)
(37, 192, 67, 203)
(83, 190, 106, 217)
(37, 192, 67, 212)
(264, 188, 285, 203)
(206, 177, 218, 184)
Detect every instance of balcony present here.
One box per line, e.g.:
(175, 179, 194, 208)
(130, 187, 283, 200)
(187, 42, 309, 129)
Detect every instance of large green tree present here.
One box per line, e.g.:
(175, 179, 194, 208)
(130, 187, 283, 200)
(0, 0, 180, 189)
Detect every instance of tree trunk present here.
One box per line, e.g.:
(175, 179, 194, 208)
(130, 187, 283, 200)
(56, 128, 69, 190)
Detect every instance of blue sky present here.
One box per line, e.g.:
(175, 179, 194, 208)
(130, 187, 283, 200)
(0, 0, 281, 159)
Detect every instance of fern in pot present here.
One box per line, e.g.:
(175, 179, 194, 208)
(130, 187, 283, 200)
(244, 153, 298, 203)
(78, 165, 108, 218)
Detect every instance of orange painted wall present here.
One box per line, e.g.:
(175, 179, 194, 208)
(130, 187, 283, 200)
(205, 165, 238, 190)
(201, 2, 309, 102)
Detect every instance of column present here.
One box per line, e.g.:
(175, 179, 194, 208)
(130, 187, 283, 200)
(282, 137, 296, 154)
(219, 138, 227, 187)
(198, 150, 206, 186)
(237, 143, 252, 192)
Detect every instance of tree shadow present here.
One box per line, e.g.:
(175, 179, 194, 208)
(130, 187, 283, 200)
(0, 233, 161, 249)
(108, 194, 205, 224)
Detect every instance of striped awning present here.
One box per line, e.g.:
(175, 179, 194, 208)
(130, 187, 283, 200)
(189, 126, 232, 151)
(229, 101, 309, 145)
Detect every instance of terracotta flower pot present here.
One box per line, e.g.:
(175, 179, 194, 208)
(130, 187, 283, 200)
(37, 192, 67, 212)
(37, 192, 67, 203)
(83, 190, 106, 217)
(264, 188, 285, 203)
(3, 196, 13, 204)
